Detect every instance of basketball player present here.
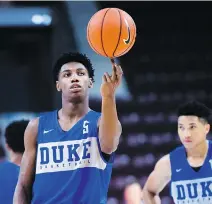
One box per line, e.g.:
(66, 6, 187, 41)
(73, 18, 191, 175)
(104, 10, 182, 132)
(124, 180, 160, 204)
(0, 120, 29, 204)
(143, 101, 212, 204)
(124, 181, 143, 204)
(0, 145, 5, 162)
(13, 52, 123, 204)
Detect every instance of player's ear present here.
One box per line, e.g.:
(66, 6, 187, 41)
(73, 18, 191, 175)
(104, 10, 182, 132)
(56, 81, 61, 92)
(206, 124, 210, 135)
(5, 143, 11, 152)
(88, 78, 93, 88)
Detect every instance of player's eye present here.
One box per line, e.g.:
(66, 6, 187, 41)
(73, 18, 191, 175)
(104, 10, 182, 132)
(64, 73, 70, 77)
(78, 72, 85, 76)
(190, 125, 196, 129)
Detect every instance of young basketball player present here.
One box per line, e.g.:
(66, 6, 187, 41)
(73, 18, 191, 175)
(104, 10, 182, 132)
(143, 101, 212, 204)
(0, 120, 29, 204)
(13, 52, 123, 204)
(123, 180, 142, 204)
(124, 180, 160, 204)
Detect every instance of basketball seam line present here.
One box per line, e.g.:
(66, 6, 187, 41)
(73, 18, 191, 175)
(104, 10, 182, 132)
(101, 8, 111, 58)
(113, 9, 122, 58)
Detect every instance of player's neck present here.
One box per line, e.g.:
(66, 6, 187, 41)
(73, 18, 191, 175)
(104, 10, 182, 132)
(9, 152, 22, 166)
(186, 140, 208, 158)
(61, 98, 90, 119)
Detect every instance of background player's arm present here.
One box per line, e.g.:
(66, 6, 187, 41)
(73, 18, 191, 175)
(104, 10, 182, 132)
(98, 61, 122, 154)
(13, 118, 38, 204)
(143, 154, 171, 204)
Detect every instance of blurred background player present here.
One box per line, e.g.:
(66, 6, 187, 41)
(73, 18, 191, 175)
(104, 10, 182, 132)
(124, 180, 161, 204)
(143, 101, 212, 204)
(0, 120, 29, 204)
(0, 145, 5, 162)
(124, 180, 143, 204)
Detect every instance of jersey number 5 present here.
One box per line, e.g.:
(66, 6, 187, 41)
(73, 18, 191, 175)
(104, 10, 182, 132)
(83, 121, 89, 134)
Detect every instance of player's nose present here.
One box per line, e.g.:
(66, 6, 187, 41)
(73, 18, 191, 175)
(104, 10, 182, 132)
(184, 129, 191, 137)
(70, 74, 79, 83)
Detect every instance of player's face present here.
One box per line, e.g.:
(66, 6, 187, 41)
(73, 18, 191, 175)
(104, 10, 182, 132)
(56, 62, 93, 103)
(178, 116, 210, 149)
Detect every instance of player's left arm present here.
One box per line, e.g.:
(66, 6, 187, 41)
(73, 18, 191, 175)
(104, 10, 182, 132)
(98, 59, 123, 154)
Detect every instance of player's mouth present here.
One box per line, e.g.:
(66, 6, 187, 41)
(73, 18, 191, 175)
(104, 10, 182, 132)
(184, 139, 192, 143)
(69, 84, 82, 92)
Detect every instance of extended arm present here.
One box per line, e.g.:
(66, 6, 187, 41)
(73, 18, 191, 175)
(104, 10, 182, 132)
(143, 154, 171, 204)
(13, 118, 38, 204)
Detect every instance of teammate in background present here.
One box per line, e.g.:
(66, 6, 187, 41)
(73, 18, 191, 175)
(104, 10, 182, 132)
(143, 101, 212, 204)
(0, 145, 5, 162)
(124, 180, 161, 204)
(0, 120, 29, 204)
(0, 128, 5, 162)
(124, 180, 142, 204)
(14, 52, 123, 204)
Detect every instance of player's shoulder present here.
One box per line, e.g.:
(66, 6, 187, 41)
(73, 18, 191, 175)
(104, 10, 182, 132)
(39, 110, 56, 118)
(0, 161, 19, 183)
(0, 160, 10, 168)
(88, 110, 101, 125)
(27, 116, 41, 129)
(37, 110, 57, 124)
(24, 111, 54, 129)
(0, 160, 19, 171)
(168, 145, 185, 168)
(156, 154, 170, 169)
(90, 110, 101, 116)
(24, 117, 40, 140)
(170, 144, 184, 155)
(154, 154, 171, 177)
(88, 110, 101, 121)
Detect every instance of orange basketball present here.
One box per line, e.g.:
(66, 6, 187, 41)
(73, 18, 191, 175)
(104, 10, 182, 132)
(87, 8, 136, 58)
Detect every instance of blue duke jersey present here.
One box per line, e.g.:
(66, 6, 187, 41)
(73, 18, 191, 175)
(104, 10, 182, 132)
(0, 160, 20, 204)
(32, 110, 114, 204)
(170, 140, 212, 204)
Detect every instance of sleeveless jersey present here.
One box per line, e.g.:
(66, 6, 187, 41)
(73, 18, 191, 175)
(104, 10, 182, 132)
(0, 160, 20, 204)
(170, 140, 212, 204)
(32, 110, 114, 204)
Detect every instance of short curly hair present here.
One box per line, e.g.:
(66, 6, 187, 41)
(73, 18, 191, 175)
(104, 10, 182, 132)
(5, 120, 29, 153)
(53, 52, 95, 83)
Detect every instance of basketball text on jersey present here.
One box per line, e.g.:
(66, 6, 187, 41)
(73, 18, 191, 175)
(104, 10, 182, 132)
(171, 177, 212, 203)
(32, 111, 113, 204)
(36, 137, 106, 174)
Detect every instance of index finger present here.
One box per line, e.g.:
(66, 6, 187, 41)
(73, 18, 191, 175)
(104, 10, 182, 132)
(110, 58, 115, 65)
